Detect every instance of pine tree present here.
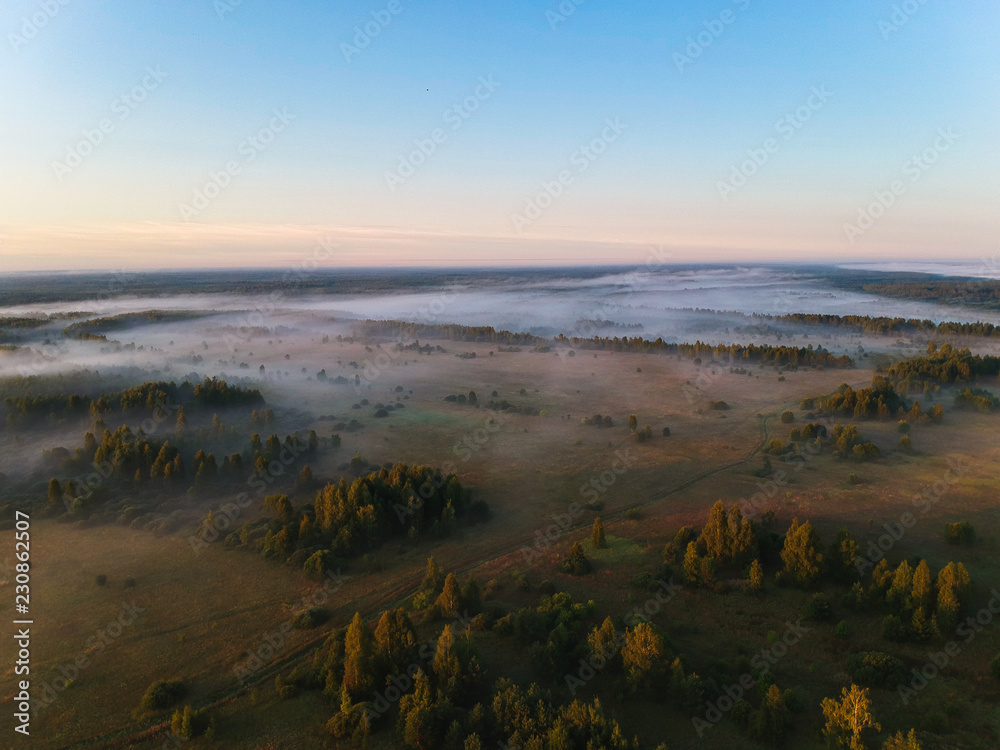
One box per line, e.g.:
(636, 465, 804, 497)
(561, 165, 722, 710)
(174, 407, 186, 439)
(748, 559, 764, 593)
(699, 500, 729, 561)
(592, 517, 607, 549)
(910, 560, 933, 611)
(342, 612, 374, 698)
(881, 729, 922, 749)
(683, 541, 701, 585)
(887, 560, 914, 613)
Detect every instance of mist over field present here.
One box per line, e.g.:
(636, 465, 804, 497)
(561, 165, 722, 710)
(3, 0, 998, 745)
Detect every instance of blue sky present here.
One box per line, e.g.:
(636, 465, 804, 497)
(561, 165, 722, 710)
(0, 0, 996, 270)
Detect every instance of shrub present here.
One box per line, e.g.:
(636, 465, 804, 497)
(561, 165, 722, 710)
(141, 680, 187, 711)
(897, 421, 911, 434)
(944, 521, 975, 547)
(881, 615, 907, 642)
(846, 651, 905, 688)
(95, 574, 107, 586)
(292, 607, 328, 629)
(560, 542, 593, 576)
(990, 653, 1000, 681)
(805, 593, 833, 622)
(835, 621, 850, 639)
(780, 410, 795, 423)
(899, 435, 912, 450)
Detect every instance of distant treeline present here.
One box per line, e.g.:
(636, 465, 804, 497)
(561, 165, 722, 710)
(863, 280, 1000, 309)
(759, 312, 1000, 339)
(555, 335, 854, 369)
(62, 310, 209, 339)
(355, 319, 854, 369)
(355, 320, 544, 346)
(3, 377, 263, 426)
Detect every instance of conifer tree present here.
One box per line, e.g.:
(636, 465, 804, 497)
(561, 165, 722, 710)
(592, 516, 607, 549)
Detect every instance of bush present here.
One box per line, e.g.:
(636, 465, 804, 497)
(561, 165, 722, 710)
(990, 653, 1000, 681)
(805, 593, 833, 622)
(897, 421, 911, 434)
(780, 410, 795, 423)
(292, 607, 328, 629)
(835, 621, 850, 639)
(899, 435, 912, 450)
(846, 651, 905, 688)
(96, 574, 107, 586)
(560, 542, 593, 576)
(881, 615, 907, 642)
(141, 680, 187, 711)
(944, 521, 975, 547)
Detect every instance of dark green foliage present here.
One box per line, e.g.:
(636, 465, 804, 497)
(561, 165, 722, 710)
(805, 593, 833, 621)
(310, 463, 477, 558)
(881, 615, 907, 642)
(293, 607, 329, 629)
(141, 680, 187, 711)
(990, 653, 1000, 681)
(560, 542, 592, 575)
(944, 521, 975, 547)
(822, 376, 906, 419)
(845, 651, 905, 688)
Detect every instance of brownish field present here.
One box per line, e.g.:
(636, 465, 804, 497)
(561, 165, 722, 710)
(2, 329, 999, 749)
